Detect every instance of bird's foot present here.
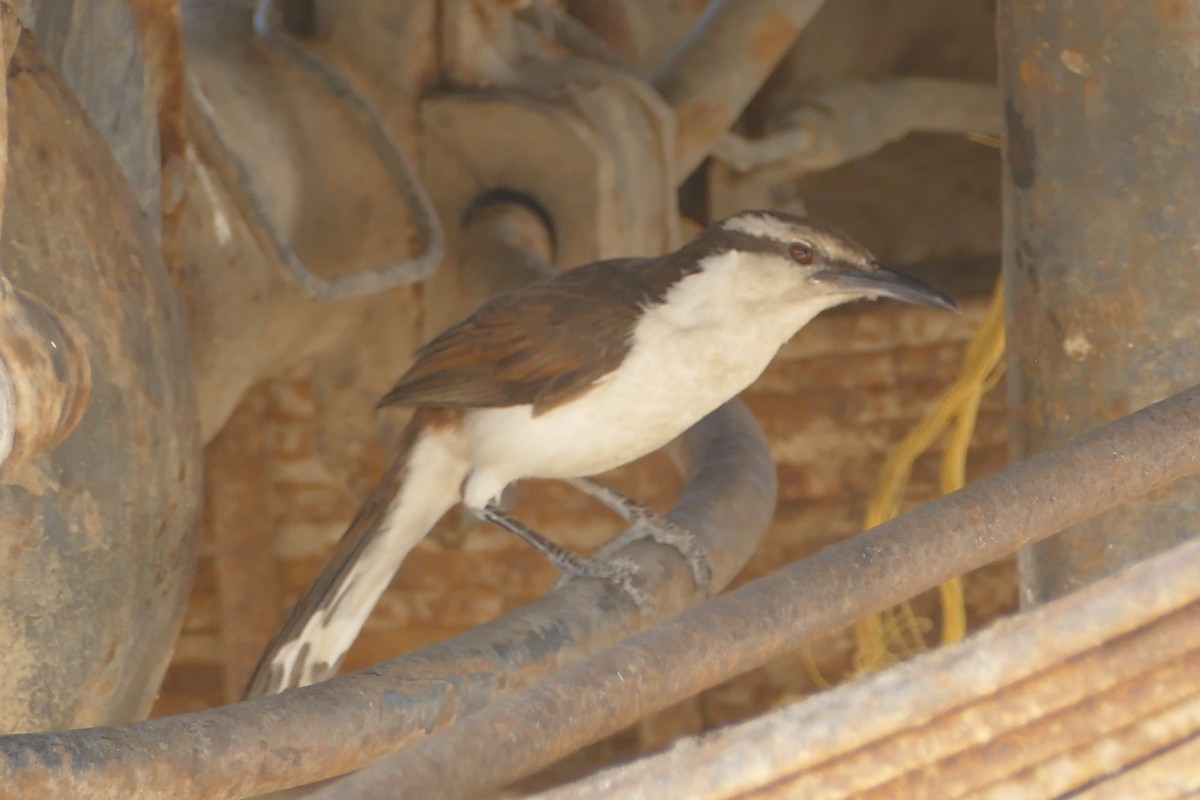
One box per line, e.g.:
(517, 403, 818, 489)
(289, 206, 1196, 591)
(566, 478, 714, 595)
(479, 503, 650, 610)
(551, 554, 649, 611)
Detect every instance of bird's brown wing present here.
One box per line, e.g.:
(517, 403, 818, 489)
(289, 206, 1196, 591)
(378, 258, 661, 415)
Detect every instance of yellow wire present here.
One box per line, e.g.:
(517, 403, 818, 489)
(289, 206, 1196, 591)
(802, 645, 834, 690)
(852, 278, 1006, 672)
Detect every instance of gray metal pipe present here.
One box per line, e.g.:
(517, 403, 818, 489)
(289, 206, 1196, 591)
(654, 0, 828, 178)
(365, 382, 1200, 800)
(998, 1, 1200, 604)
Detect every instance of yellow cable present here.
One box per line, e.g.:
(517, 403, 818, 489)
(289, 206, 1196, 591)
(853, 278, 1006, 671)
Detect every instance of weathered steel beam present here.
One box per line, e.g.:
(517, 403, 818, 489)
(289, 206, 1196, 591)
(998, 1, 1200, 604)
(363, 382, 1200, 800)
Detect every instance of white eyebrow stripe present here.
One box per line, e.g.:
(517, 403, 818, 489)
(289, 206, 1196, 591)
(720, 213, 874, 266)
(721, 214, 798, 242)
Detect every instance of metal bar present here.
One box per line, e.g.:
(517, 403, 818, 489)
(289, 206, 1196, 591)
(653, 0, 828, 179)
(536, 535, 1200, 799)
(367, 382, 1200, 800)
(998, 1, 1200, 604)
(1074, 729, 1200, 799)
(0, 398, 776, 799)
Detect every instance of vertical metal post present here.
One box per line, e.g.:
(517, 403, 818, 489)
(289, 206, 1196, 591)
(998, 2, 1200, 605)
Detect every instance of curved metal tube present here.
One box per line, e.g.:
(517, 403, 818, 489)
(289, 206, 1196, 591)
(0, 399, 776, 798)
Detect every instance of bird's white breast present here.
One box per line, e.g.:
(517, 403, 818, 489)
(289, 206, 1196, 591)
(460, 251, 841, 507)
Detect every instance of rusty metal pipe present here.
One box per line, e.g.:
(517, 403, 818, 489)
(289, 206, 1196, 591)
(365, 382, 1200, 800)
(0, 397, 776, 799)
(998, 1, 1200, 605)
(535, 535, 1200, 800)
(653, 0, 828, 178)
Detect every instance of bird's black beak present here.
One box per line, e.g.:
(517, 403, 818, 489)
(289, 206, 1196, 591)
(815, 262, 959, 312)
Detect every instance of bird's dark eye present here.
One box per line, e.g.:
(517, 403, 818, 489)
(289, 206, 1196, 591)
(789, 241, 815, 265)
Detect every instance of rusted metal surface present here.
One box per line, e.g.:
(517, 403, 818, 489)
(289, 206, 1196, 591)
(177, 0, 674, 440)
(0, 5, 20, 479)
(0, 398, 776, 798)
(562, 0, 640, 63)
(0, 28, 201, 730)
(275, 0, 315, 36)
(13, 0, 162, 232)
(0, 2, 15, 207)
(653, 0, 828, 178)
(178, 0, 441, 441)
(1073, 731, 1200, 800)
(366, 382, 1200, 800)
(999, 1, 1200, 604)
(416, 56, 680, 337)
(457, 195, 557, 308)
(0, 279, 91, 481)
(538, 536, 1200, 799)
(190, 0, 445, 301)
(178, 2, 643, 445)
(128, 0, 189, 281)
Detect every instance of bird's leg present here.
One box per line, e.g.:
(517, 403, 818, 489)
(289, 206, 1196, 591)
(478, 504, 649, 610)
(564, 478, 713, 594)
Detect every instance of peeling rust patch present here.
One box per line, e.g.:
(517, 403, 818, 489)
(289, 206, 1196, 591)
(1154, 0, 1185, 23)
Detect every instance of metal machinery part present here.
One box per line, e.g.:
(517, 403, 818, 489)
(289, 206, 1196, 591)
(0, 277, 91, 484)
(173, 0, 693, 443)
(0, 0, 817, 736)
(5, 0, 1143, 795)
(999, 2, 1200, 605)
(0, 2, 201, 732)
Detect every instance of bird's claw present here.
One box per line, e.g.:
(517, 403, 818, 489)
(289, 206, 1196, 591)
(596, 518, 713, 596)
(554, 556, 650, 611)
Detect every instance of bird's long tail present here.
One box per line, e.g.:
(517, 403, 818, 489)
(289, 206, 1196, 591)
(243, 408, 467, 698)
